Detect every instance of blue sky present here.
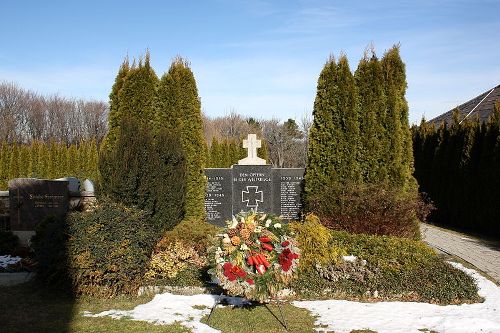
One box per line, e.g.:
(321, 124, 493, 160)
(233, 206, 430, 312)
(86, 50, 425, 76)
(1, 0, 499, 124)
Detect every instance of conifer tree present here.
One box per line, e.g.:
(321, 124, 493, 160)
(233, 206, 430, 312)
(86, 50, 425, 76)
(18, 144, 30, 178)
(336, 55, 361, 182)
(0, 141, 10, 188)
(381, 45, 417, 192)
(258, 139, 269, 163)
(355, 51, 387, 184)
(8, 143, 20, 180)
(209, 137, 220, 168)
(155, 58, 206, 219)
(305, 55, 361, 202)
(117, 53, 158, 127)
(102, 59, 130, 150)
(305, 57, 338, 200)
(47, 141, 59, 178)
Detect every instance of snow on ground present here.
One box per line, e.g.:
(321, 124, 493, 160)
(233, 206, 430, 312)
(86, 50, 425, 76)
(84, 293, 249, 333)
(84, 262, 500, 333)
(294, 262, 500, 333)
(0, 255, 21, 268)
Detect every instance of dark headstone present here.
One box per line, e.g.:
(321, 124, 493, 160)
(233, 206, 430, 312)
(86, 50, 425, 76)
(205, 169, 233, 227)
(9, 178, 69, 231)
(272, 168, 304, 221)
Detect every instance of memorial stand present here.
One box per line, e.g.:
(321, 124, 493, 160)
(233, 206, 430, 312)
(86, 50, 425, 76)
(207, 294, 289, 331)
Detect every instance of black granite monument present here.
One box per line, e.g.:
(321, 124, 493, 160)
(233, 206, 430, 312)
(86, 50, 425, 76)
(205, 134, 304, 226)
(9, 178, 69, 231)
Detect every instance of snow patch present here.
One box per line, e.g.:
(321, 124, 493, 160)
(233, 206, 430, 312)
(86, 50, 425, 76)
(83, 262, 500, 333)
(293, 262, 500, 333)
(0, 255, 21, 268)
(342, 255, 357, 262)
(84, 293, 249, 333)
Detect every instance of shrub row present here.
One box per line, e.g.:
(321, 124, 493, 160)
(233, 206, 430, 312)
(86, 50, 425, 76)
(413, 106, 500, 238)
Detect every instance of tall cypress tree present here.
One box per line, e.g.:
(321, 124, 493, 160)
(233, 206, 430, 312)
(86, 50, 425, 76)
(305, 55, 362, 202)
(381, 45, 417, 192)
(117, 53, 158, 127)
(209, 137, 220, 168)
(305, 57, 338, 200)
(0, 141, 10, 188)
(336, 55, 361, 182)
(155, 58, 206, 220)
(103, 59, 130, 151)
(355, 51, 387, 184)
(8, 143, 20, 181)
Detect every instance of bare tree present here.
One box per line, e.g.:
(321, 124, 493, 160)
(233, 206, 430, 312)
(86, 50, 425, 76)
(0, 81, 108, 144)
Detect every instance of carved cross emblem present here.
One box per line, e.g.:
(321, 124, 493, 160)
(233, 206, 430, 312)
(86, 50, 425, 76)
(241, 186, 263, 208)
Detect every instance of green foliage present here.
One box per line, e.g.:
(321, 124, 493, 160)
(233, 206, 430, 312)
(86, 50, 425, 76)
(159, 218, 219, 252)
(0, 140, 99, 190)
(0, 231, 19, 255)
(156, 58, 206, 219)
(103, 59, 130, 151)
(290, 214, 346, 270)
(117, 53, 158, 127)
(355, 51, 388, 184)
(290, 220, 479, 304)
(308, 181, 427, 239)
(381, 45, 418, 192)
(413, 104, 500, 237)
(33, 199, 159, 296)
(305, 46, 419, 236)
(305, 55, 360, 201)
(99, 115, 186, 231)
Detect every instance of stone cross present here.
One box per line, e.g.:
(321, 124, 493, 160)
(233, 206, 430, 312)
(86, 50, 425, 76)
(238, 134, 267, 165)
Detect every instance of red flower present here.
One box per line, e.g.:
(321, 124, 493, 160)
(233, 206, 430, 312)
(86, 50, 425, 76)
(278, 248, 298, 272)
(281, 240, 290, 247)
(223, 262, 247, 280)
(246, 278, 254, 285)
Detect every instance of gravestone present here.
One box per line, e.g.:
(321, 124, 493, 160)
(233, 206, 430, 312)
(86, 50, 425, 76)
(204, 134, 304, 226)
(9, 178, 69, 243)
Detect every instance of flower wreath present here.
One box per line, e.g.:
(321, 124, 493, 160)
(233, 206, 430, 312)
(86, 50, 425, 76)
(209, 211, 300, 303)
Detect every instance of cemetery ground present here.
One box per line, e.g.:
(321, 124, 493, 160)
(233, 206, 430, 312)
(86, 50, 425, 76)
(2, 219, 500, 333)
(1, 256, 500, 333)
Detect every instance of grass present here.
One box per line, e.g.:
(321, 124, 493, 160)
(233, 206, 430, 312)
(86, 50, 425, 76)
(201, 302, 318, 333)
(0, 282, 189, 333)
(0, 281, 382, 333)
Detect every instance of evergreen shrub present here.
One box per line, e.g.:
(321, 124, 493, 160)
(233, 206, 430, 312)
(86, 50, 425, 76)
(308, 181, 431, 239)
(289, 214, 346, 270)
(144, 218, 220, 287)
(32, 199, 158, 296)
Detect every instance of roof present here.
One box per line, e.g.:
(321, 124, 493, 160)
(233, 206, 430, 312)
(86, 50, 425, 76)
(428, 84, 500, 126)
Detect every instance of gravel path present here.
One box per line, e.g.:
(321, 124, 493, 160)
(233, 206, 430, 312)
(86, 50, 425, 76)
(421, 223, 500, 283)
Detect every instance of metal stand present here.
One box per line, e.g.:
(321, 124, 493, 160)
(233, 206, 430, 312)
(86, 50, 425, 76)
(207, 293, 224, 323)
(265, 301, 288, 331)
(207, 294, 288, 332)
